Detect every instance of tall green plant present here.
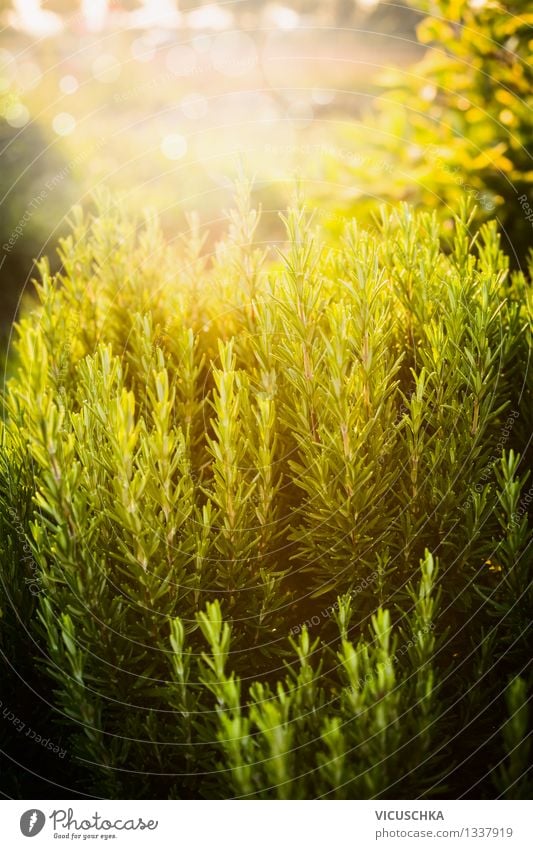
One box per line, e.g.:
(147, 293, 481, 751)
(0, 192, 530, 797)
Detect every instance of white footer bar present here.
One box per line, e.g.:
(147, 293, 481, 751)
(2, 799, 531, 848)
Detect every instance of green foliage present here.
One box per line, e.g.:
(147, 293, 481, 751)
(324, 0, 533, 263)
(0, 191, 531, 797)
(494, 677, 531, 799)
(197, 555, 444, 799)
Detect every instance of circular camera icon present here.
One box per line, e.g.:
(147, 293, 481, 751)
(20, 810, 46, 837)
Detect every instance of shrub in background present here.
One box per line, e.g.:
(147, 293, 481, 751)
(323, 0, 533, 264)
(0, 191, 531, 798)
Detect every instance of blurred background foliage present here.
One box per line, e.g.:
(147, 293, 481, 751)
(322, 0, 533, 264)
(0, 0, 531, 335)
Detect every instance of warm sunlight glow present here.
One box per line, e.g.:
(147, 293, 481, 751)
(9, 0, 63, 37)
(1, 0, 530, 810)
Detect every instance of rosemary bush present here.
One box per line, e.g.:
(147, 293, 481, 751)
(0, 192, 531, 798)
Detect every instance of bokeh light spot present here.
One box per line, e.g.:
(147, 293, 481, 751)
(60, 75, 79, 95)
(6, 102, 30, 128)
(53, 112, 76, 136)
(161, 133, 187, 160)
(312, 88, 335, 106)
